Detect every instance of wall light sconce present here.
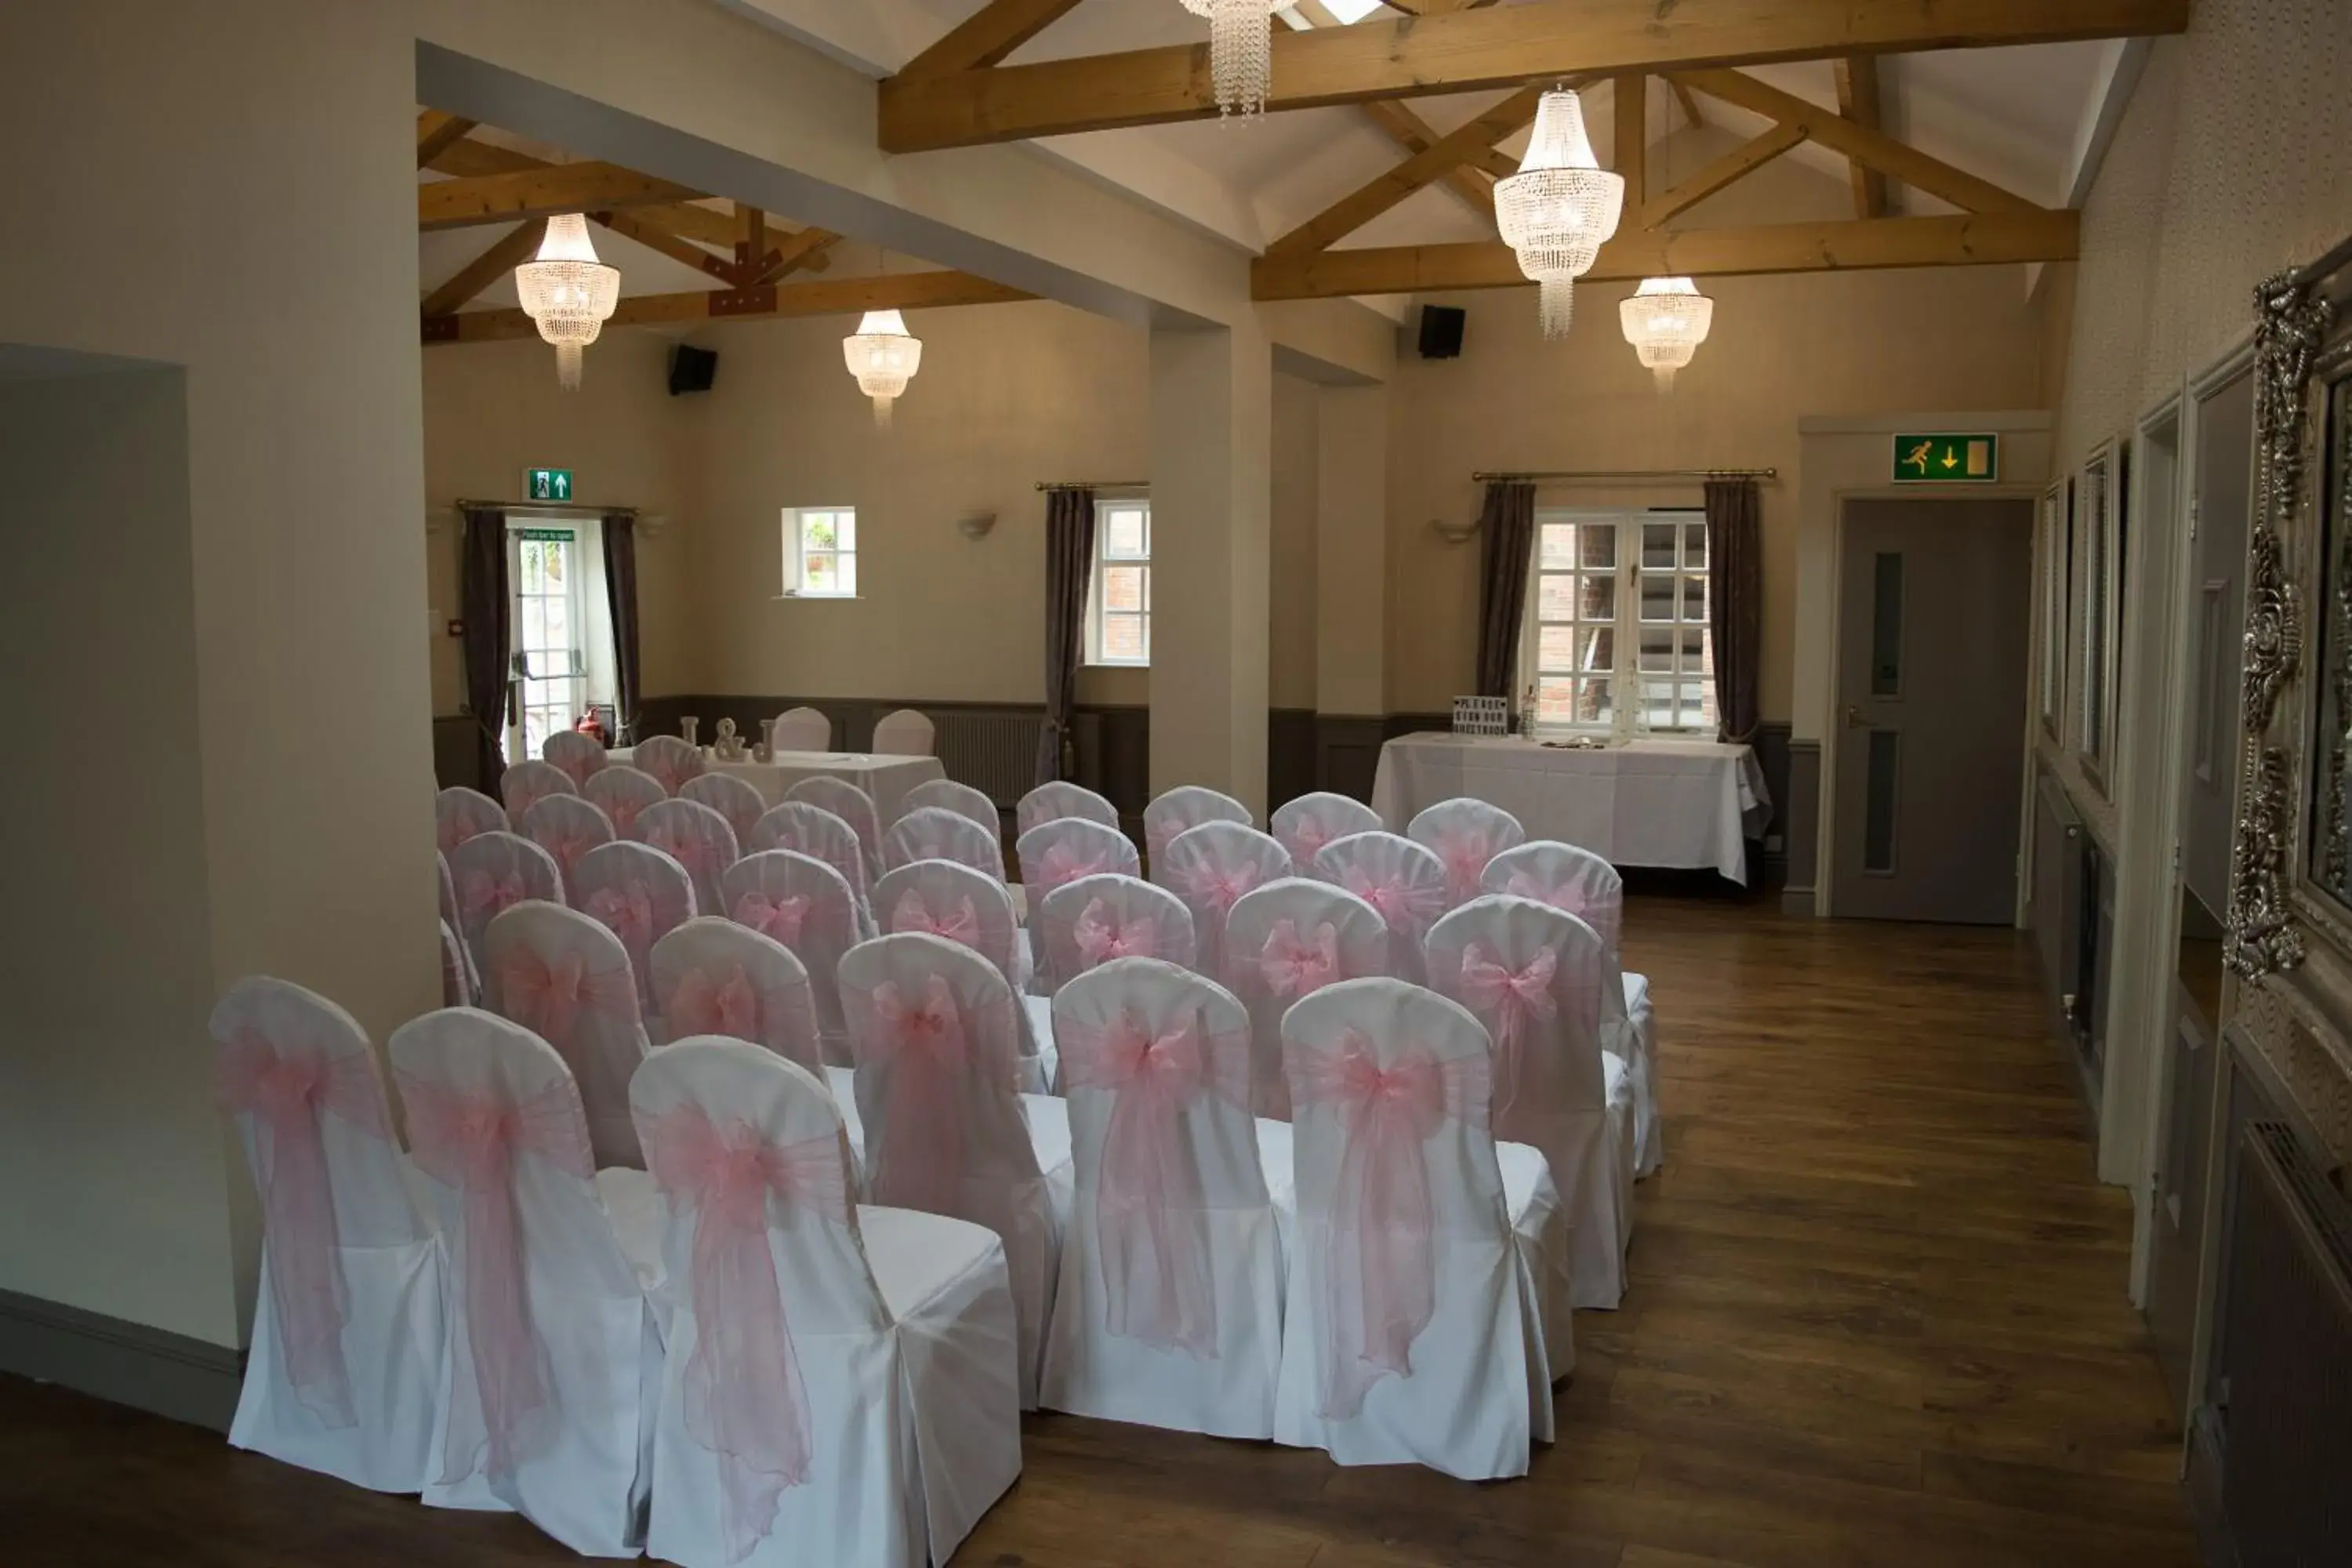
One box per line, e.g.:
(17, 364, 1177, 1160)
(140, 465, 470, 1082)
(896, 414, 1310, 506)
(1430, 516, 1480, 545)
(956, 511, 998, 541)
(638, 514, 671, 540)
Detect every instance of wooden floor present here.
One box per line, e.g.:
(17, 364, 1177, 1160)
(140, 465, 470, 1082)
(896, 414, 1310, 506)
(2, 898, 2197, 1566)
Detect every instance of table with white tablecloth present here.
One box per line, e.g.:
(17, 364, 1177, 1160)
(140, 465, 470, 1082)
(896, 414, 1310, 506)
(608, 746, 946, 819)
(1370, 734, 1772, 884)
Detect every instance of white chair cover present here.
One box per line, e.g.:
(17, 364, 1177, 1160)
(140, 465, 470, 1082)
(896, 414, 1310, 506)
(900, 778, 999, 834)
(1037, 958, 1282, 1439)
(681, 771, 768, 851)
(839, 932, 1072, 1409)
(387, 1009, 659, 1554)
(880, 805, 1007, 884)
(518, 793, 615, 904)
(585, 764, 670, 839)
(1271, 792, 1382, 877)
(634, 797, 742, 929)
(1483, 840, 1659, 1178)
(440, 918, 471, 1007)
(1016, 780, 1120, 838)
(1221, 879, 1390, 1120)
(648, 916, 826, 1073)
(437, 785, 509, 856)
(636, 734, 706, 795)
(213, 977, 442, 1493)
(481, 902, 654, 1171)
(873, 859, 1050, 1087)
(719, 850, 865, 1069)
(782, 776, 884, 882)
(572, 840, 699, 1018)
(1273, 978, 1566, 1478)
(771, 707, 831, 752)
(1036, 873, 1196, 993)
(1313, 830, 1447, 985)
(437, 851, 477, 1004)
(445, 832, 564, 1000)
(1155, 822, 1293, 978)
(869, 707, 937, 757)
(750, 801, 877, 936)
(1016, 818, 1140, 937)
(543, 730, 608, 789)
(502, 758, 579, 820)
(1428, 895, 1633, 1312)
(1406, 797, 1528, 910)
(627, 1040, 1019, 1568)
(1142, 785, 1252, 863)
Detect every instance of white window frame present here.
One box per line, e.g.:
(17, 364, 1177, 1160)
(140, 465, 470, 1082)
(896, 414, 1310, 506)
(1086, 495, 1152, 667)
(2079, 443, 2122, 785)
(506, 521, 597, 765)
(781, 506, 858, 599)
(1516, 507, 1715, 741)
(2038, 479, 2068, 739)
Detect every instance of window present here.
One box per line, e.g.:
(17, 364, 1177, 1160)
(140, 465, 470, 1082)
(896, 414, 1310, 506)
(2081, 445, 2123, 779)
(2038, 481, 2067, 736)
(508, 526, 590, 764)
(1087, 498, 1151, 666)
(782, 506, 857, 597)
(1519, 509, 1715, 739)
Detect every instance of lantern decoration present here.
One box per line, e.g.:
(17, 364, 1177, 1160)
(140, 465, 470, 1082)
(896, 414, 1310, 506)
(842, 309, 923, 428)
(513, 214, 620, 391)
(1618, 277, 1716, 393)
(1494, 89, 1625, 339)
(1176, 0, 1281, 118)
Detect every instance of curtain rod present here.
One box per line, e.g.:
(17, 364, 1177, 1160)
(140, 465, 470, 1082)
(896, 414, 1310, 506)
(1472, 466, 1777, 483)
(1034, 480, 1146, 492)
(454, 498, 638, 516)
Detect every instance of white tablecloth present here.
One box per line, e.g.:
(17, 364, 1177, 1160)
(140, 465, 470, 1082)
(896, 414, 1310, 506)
(610, 746, 946, 819)
(1370, 734, 1771, 885)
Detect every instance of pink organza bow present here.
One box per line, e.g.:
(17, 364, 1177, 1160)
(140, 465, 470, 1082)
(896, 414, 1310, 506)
(890, 890, 980, 949)
(669, 964, 762, 1041)
(462, 869, 528, 924)
(496, 947, 637, 1055)
(1432, 829, 1493, 905)
(1457, 942, 1559, 1114)
(539, 828, 598, 874)
(1282, 818, 1333, 864)
(1339, 866, 1446, 935)
(651, 826, 714, 879)
(1259, 918, 1340, 1000)
(733, 891, 810, 946)
(1503, 871, 1585, 916)
(1145, 820, 1181, 858)
(1178, 860, 1261, 915)
(602, 796, 644, 837)
(864, 976, 986, 1216)
(1033, 842, 1106, 895)
(585, 881, 655, 953)
(1289, 1029, 1489, 1419)
(643, 1103, 848, 1563)
(213, 1029, 391, 1428)
(397, 1072, 594, 1485)
(1073, 899, 1158, 967)
(1061, 1007, 1241, 1357)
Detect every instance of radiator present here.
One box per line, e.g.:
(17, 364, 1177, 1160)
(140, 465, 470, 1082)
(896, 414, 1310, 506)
(2217, 1121, 2352, 1564)
(933, 710, 1044, 809)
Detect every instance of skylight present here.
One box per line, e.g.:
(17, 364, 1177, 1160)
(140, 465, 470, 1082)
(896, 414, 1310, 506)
(1320, 0, 1385, 21)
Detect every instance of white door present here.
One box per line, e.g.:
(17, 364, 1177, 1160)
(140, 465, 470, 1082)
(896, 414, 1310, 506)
(506, 526, 589, 766)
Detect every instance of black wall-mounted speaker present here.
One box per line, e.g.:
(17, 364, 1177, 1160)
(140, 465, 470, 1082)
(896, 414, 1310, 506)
(1417, 304, 1466, 360)
(668, 343, 718, 395)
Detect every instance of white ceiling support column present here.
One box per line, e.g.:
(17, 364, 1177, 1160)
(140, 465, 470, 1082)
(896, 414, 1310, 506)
(1316, 383, 1388, 719)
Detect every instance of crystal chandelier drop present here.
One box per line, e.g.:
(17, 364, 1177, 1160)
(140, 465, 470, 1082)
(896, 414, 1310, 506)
(842, 309, 923, 428)
(1618, 277, 1715, 393)
(1176, 0, 1280, 118)
(1494, 89, 1625, 340)
(513, 214, 619, 390)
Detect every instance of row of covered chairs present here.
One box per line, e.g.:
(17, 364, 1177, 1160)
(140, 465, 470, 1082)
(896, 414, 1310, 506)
(524, 708, 936, 798)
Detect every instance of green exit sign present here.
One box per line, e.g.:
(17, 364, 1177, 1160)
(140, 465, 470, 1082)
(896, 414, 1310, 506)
(524, 466, 575, 502)
(1893, 434, 1999, 483)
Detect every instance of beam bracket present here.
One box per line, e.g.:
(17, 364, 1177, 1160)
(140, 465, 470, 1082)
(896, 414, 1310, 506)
(709, 285, 780, 318)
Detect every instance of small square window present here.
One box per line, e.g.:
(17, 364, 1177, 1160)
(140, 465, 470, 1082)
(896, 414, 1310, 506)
(782, 506, 858, 598)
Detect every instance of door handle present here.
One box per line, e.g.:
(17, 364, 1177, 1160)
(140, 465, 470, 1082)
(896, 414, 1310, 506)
(1844, 705, 1871, 729)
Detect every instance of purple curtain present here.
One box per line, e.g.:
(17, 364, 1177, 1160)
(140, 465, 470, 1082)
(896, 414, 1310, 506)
(1037, 486, 1096, 784)
(602, 511, 641, 744)
(459, 505, 510, 788)
(1704, 477, 1763, 743)
(1472, 480, 1537, 699)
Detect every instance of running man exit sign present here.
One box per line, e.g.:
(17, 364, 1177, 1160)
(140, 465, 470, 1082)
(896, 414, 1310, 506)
(524, 466, 575, 502)
(1893, 434, 1999, 483)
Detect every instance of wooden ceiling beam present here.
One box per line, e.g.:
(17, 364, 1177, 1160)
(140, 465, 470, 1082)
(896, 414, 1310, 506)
(416, 111, 478, 169)
(1249, 209, 2081, 299)
(419, 219, 546, 317)
(420, 161, 705, 230)
(897, 0, 1090, 79)
(590, 210, 739, 285)
(1267, 82, 1549, 256)
(750, 227, 844, 285)
(1614, 74, 1646, 209)
(1356, 100, 1508, 216)
(877, 0, 2190, 151)
(1631, 120, 1808, 229)
(1833, 56, 1891, 217)
(423, 270, 1034, 345)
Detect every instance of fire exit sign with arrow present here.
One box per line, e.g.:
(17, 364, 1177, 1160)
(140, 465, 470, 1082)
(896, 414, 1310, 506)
(1892, 434, 1999, 483)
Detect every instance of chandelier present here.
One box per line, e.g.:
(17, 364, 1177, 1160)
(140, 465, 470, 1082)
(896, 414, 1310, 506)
(1177, 0, 1280, 118)
(842, 309, 923, 428)
(1618, 277, 1715, 393)
(1494, 89, 1625, 339)
(513, 214, 619, 390)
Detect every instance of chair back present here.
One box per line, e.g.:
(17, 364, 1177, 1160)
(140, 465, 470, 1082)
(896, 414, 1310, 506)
(718, 850, 863, 1065)
(782, 776, 883, 877)
(648, 916, 825, 1072)
(633, 797, 740, 924)
(680, 771, 768, 849)
(446, 831, 564, 988)
(437, 851, 475, 1003)
(1037, 873, 1196, 993)
(441, 919, 471, 1007)
(1156, 822, 1292, 969)
(572, 840, 697, 1015)
(501, 758, 578, 820)
(1406, 797, 1528, 909)
(518, 793, 615, 902)
(869, 707, 935, 757)
(542, 730, 607, 788)
(1016, 818, 1140, 931)
(437, 786, 509, 855)
(1482, 840, 1625, 956)
(874, 859, 1022, 999)
(750, 801, 875, 930)
(583, 764, 667, 838)
(1312, 830, 1447, 985)
(1221, 880, 1390, 1119)
(880, 805, 1006, 883)
(1143, 785, 1252, 862)
(770, 707, 831, 753)
(900, 777, 999, 833)
(481, 902, 652, 1169)
(1016, 779, 1120, 837)
(635, 734, 705, 795)
(1271, 793, 1382, 877)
